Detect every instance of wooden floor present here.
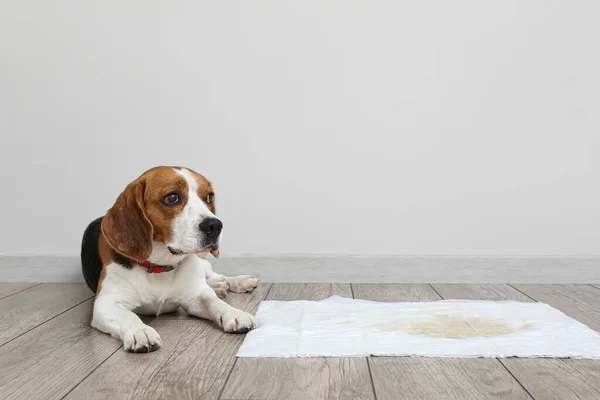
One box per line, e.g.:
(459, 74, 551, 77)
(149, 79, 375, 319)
(1, 283, 600, 400)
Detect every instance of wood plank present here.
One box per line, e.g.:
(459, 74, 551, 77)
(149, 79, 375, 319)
(227, 283, 271, 305)
(512, 284, 600, 330)
(432, 284, 533, 302)
(352, 283, 440, 302)
(502, 284, 600, 400)
(0, 283, 38, 299)
(66, 320, 230, 400)
(499, 358, 600, 400)
(221, 284, 373, 400)
(370, 357, 530, 400)
(222, 357, 374, 400)
(0, 283, 93, 345)
(66, 287, 268, 400)
(354, 284, 531, 400)
(267, 283, 352, 300)
(0, 299, 123, 400)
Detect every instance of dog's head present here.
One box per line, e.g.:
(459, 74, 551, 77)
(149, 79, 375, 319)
(101, 166, 222, 261)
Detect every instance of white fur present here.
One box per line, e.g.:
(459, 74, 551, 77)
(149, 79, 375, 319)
(168, 168, 221, 254)
(201, 258, 259, 296)
(92, 255, 256, 352)
(91, 168, 258, 352)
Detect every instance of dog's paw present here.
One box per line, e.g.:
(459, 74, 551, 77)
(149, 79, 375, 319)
(124, 325, 162, 353)
(227, 275, 259, 293)
(208, 275, 230, 298)
(217, 309, 256, 333)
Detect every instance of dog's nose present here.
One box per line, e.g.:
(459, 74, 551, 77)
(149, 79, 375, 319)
(199, 217, 223, 237)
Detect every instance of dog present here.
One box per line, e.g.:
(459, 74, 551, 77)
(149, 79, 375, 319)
(81, 166, 259, 352)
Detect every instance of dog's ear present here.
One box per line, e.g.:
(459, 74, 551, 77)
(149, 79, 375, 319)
(102, 179, 153, 261)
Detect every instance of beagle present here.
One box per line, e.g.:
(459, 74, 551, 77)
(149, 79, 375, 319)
(80, 166, 258, 352)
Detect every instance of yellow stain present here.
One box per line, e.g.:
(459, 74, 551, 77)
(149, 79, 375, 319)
(372, 314, 532, 338)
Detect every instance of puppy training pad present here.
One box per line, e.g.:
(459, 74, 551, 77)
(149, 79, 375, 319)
(237, 296, 600, 358)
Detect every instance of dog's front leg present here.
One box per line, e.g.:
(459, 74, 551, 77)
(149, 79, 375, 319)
(179, 257, 256, 333)
(200, 256, 259, 296)
(182, 284, 257, 333)
(92, 294, 162, 352)
(226, 275, 260, 294)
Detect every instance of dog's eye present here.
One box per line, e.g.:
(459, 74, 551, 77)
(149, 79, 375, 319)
(206, 193, 214, 204)
(163, 193, 180, 206)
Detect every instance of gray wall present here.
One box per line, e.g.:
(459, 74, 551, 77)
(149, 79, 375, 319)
(1, 1, 599, 256)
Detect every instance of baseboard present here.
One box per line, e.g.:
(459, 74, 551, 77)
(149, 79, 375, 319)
(0, 255, 599, 283)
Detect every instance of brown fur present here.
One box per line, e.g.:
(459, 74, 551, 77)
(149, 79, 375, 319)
(102, 179, 154, 261)
(189, 169, 216, 215)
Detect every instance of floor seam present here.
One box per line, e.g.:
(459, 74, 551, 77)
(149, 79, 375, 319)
(217, 357, 238, 400)
(0, 282, 43, 301)
(218, 283, 271, 399)
(496, 358, 537, 400)
(587, 284, 600, 292)
(60, 344, 124, 399)
(264, 283, 274, 300)
(0, 295, 95, 349)
(428, 284, 444, 300)
(366, 357, 378, 400)
(508, 284, 538, 302)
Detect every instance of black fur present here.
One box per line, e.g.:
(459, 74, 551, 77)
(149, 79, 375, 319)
(111, 248, 133, 269)
(81, 217, 137, 293)
(80, 217, 104, 293)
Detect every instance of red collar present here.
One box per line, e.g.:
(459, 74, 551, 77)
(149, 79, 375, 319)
(138, 260, 181, 274)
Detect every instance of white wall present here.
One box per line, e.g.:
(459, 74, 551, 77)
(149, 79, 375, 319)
(1, 0, 599, 256)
